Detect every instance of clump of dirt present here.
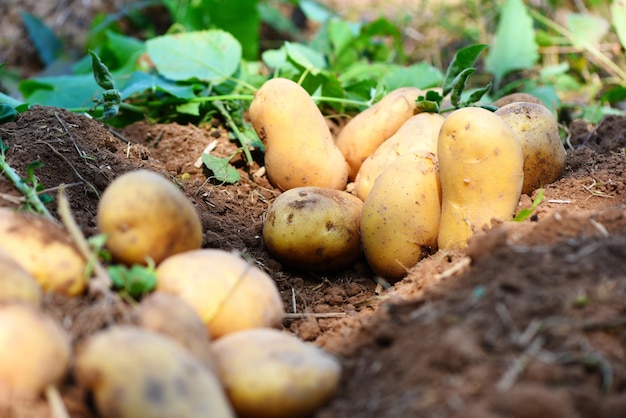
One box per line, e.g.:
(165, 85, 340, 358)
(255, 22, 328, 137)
(0, 105, 625, 418)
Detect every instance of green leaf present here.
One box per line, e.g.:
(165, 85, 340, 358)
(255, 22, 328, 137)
(513, 188, 544, 222)
(567, 13, 610, 48)
(20, 11, 63, 66)
(612, 0, 626, 50)
(284, 42, 327, 75)
(204, 0, 260, 60)
(119, 72, 197, 100)
(0, 103, 19, 124)
(20, 75, 102, 108)
(442, 44, 487, 97)
(381, 63, 444, 91)
(450, 68, 476, 107)
(485, 0, 538, 88)
(89, 50, 116, 90)
(146, 30, 242, 83)
(202, 154, 241, 184)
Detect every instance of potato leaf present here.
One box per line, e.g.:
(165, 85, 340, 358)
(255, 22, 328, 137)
(442, 44, 487, 97)
(513, 188, 544, 222)
(202, 154, 241, 184)
(567, 13, 610, 48)
(20, 11, 63, 66)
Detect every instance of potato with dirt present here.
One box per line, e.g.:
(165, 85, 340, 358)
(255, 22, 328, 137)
(335, 87, 425, 180)
(155, 249, 284, 339)
(361, 152, 441, 281)
(263, 186, 363, 272)
(354, 112, 444, 201)
(97, 169, 202, 266)
(0, 248, 42, 305)
(0, 304, 71, 399)
(495, 101, 566, 194)
(437, 107, 524, 250)
(75, 326, 234, 418)
(249, 77, 348, 191)
(212, 328, 341, 418)
(0, 208, 87, 296)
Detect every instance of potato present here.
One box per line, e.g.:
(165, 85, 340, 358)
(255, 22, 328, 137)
(495, 102, 566, 194)
(0, 248, 42, 305)
(75, 326, 234, 418)
(361, 152, 441, 281)
(437, 107, 523, 250)
(0, 208, 86, 296)
(0, 304, 71, 398)
(493, 92, 546, 108)
(262, 187, 363, 272)
(211, 328, 341, 418)
(249, 77, 348, 191)
(156, 249, 284, 339)
(97, 169, 202, 266)
(354, 112, 444, 201)
(335, 87, 425, 180)
(137, 292, 216, 372)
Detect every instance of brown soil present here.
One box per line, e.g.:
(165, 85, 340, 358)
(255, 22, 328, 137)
(0, 105, 625, 417)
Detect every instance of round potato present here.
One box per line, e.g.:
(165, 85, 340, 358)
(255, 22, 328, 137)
(75, 326, 234, 418)
(0, 304, 71, 398)
(156, 249, 284, 339)
(97, 169, 202, 266)
(0, 208, 87, 296)
(262, 187, 363, 272)
(495, 102, 566, 195)
(0, 248, 42, 305)
(212, 328, 341, 418)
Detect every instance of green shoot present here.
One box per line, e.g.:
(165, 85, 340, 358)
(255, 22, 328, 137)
(513, 188, 545, 222)
(108, 260, 157, 299)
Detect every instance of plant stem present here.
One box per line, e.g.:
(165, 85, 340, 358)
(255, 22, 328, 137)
(213, 100, 254, 165)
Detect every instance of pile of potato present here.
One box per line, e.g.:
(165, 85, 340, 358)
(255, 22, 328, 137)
(251, 77, 566, 281)
(0, 168, 342, 418)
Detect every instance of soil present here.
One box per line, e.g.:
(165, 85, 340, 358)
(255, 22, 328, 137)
(0, 105, 625, 418)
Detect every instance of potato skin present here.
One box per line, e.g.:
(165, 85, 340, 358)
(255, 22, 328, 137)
(97, 169, 202, 266)
(211, 328, 341, 418)
(335, 87, 424, 180)
(156, 249, 284, 339)
(0, 248, 42, 305)
(262, 187, 363, 272)
(361, 152, 441, 281)
(249, 78, 348, 191)
(495, 102, 566, 194)
(0, 304, 71, 398)
(493, 92, 546, 108)
(354, 112, 444, 201)
(75, 326, 234, 418)
(437, 107, 523, 250)
(0, 208, 86, 296)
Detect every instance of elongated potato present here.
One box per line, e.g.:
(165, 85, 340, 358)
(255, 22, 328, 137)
(0, 248, 42, 305)
(249, 78, 348, 191)
(0, 208, 86, 296)
(156, 249, 284, 339)
(0, 304, 71, 399)
(495, 102, 566, 194)
(437, 107, 523, 250)
(262, 187, 363, 272)
(75, 326, 234, 418)
(97, 169, 202, 266)
(335, 87, 424, 180)
(354, 112, 444, 201)
(212, 328, 341, 418)
(361, 152, 441, 281)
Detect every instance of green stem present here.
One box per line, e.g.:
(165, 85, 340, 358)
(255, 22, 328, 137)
(213, 100, 254, 165)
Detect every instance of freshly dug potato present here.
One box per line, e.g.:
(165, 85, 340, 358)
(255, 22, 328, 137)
(354, 112, 444, 201)
(249, 77, 348, 191)
(262, 187, 363, 272)
(75, 326, 234, 418)
(156, 249, 284, 339)
(97, 169, 202, 266)
(495, 102, 566, 194)
(137, 292, 216, 372)
(493, 92, 546, 108)
(361, 152, 441, 281)
(437, 107, 524, 250)
(0, 304, 71, 398)
(0, 208, 86, 296)
(212, 328, 341, 418)
(0, 248, 42, 305)
(335, 87, 425, 180)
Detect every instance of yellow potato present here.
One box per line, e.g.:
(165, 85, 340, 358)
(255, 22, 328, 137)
(0, 304, 71, 398)
(211, 328, 341, 418)
(0, 248, 42, 305)
(156, 249, 284, 339)
(495, 102, 566, 194)
(97, 169, 202, 266)
(137, 292, 216, 372)
(75, 326, 234, 418)
(262, 187, 363, 272)
(437, 107, 523, 250)
(354, 112, 444, 201)
(335, 87, 425, 180)
(0, 208, 86, 296)
(249, 77, 348, 191)
(493, 92, 546, 108)
(361, 152, 441, 281)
